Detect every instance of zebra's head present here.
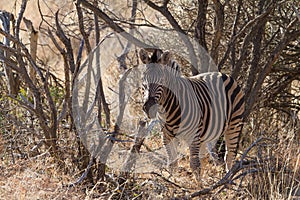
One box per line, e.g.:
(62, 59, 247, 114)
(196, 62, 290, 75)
(139, 48, 179, 119)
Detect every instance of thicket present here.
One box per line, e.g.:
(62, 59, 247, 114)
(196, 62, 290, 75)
(0, 0, 299, 199)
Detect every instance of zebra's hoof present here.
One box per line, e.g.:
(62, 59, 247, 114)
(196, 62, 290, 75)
(192, 168, 202, 182)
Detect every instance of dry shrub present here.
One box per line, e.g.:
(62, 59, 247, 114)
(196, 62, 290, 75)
(241, 108, 300, 199)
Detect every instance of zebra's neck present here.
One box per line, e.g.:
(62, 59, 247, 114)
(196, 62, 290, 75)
(157, 83, 182, 127)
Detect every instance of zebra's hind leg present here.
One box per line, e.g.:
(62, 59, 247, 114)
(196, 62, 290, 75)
(224, 124, 242, 172)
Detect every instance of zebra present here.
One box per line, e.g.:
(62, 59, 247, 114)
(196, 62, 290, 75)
(139, 48, 245, 180)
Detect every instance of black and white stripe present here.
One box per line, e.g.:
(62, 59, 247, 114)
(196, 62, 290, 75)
(140, 49, 244, 179)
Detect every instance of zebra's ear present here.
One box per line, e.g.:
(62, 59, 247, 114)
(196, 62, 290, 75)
(160, 51, 171, 65)
(139, 49, 150, 64)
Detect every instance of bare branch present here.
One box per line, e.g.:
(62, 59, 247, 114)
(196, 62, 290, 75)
(23, 17, 38, 87)
(116, 68, 133, 128)
(244, 19, 300, 120)
(93, 0, 100, 45)
(55, 11, 76, 73)
(117, 0, 138, 71)
(68, 155, 95, 187)
(0, 28, 45, 82)
(0, 10, 19, 96)
(218, 2, 275, 70)
(79, 0, 154, 49)
(211, 0, 224, 63)
(15, 0, 27, 40)
(194, 0, 208, 51)
(95, 67, 111, 129)
(163, 0, 170, 8)
(229, 0, 243, 76)
(172, 137, 275, 199)
(76, 0, 92, 53)
(243, 1, 268, 115)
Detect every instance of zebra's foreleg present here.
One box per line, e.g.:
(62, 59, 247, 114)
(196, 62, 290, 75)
(189, 139, 202, 181)
(162, 129, 178, 172)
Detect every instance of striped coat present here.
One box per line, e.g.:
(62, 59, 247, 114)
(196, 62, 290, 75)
(140, 49, 244, 179)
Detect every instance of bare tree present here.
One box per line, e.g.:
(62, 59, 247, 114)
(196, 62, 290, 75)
(0, 0, 299, 198)
(0, 7, 59, 155)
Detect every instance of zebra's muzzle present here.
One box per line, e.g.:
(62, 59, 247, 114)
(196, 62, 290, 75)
(143, 97, 158, 119)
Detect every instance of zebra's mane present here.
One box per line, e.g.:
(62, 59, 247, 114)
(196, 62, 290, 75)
(143, 61, 182, 90)
(168, 60, 181, 76)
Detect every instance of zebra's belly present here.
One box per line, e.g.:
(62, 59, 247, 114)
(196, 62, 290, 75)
(175, 119, 227, 146)
(159, 105, 228, 146)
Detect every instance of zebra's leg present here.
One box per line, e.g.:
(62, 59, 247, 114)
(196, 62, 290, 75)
(189, 138, 203, 181)
(225, 87, 244, 171)
(162, 128, 178, 172)
(207, 140, 219, 163)
(224, 123, 242, 172)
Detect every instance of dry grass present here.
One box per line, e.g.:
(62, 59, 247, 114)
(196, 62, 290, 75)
(244, 138, 300, 199)
(0, 157, 86, 200)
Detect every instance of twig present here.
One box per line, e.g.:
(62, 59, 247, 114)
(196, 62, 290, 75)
(0, 10, 19, 96)
(240, 137, 276, 162)
(210, 0, 224, 63)
(244, 19, 300, 120)
(0, 28, 45, 81)
(218, 1, 275, 71)
(194, 0, 208, 51)
(116, 68, 133, 127)
(151, 172, 189, 191)
(93, 0, 100, 45)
